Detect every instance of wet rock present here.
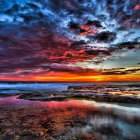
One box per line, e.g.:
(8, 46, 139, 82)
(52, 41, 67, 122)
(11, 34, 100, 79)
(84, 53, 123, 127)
(0, 93, 20, 97)
(18, 89, 140, 104)
(3, 121, 13, 127)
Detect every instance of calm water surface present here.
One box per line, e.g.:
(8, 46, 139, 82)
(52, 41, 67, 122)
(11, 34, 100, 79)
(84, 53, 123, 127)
(0, 95, 140, 140)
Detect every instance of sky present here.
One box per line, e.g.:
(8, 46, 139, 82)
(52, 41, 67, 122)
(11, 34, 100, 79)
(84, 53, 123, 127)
(0, 0, 140, 82)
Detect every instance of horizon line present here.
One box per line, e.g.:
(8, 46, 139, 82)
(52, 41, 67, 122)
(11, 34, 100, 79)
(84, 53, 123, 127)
(0, 81, 140, 83)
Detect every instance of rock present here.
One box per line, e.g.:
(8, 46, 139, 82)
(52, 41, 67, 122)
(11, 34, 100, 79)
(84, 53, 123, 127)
(4, 121, 13, 127)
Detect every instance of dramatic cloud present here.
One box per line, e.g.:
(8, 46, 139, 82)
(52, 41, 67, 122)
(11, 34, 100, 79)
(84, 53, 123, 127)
(94, 31, 117, 43)
(102, 68, 140, 75)
(0, 0, 139, 81)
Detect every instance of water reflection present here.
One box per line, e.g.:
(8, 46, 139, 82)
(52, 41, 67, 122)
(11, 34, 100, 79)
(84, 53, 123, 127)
(0, 96, 140, 140)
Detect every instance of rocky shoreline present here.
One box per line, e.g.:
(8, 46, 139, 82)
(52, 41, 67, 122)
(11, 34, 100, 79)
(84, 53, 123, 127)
(17, 84, 140, 104)
(0, 84, 140, 104)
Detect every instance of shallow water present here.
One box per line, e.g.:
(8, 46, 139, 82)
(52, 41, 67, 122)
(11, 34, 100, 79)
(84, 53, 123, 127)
(0, 82, 90, 94)
(0, 95, 140, 140)
(0, 81, 140, 94)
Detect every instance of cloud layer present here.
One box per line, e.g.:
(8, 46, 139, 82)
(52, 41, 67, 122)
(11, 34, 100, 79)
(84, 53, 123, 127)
(0, 0, 140, 81)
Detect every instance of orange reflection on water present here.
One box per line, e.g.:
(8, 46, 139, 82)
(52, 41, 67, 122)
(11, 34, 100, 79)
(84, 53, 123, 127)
(0, 96, 140, 139)
(108, 90, 140, 98)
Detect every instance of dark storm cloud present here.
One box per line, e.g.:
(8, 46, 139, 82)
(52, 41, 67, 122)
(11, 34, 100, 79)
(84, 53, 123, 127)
(69, 41, 87, 50)
(94, 31, 117, 43)
(69, 22, 80, 30)
(102, 71, 128, 75)
(116, 42, 140, 50)
(85, 49, 111, 56)
(86, 20, 103, 28)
